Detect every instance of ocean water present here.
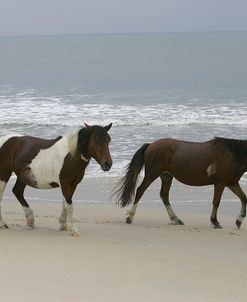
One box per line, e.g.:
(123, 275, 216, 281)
(0, 32, 247, 178)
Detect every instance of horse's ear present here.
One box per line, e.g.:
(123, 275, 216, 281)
(84, 122, 91, 129)
(104, 123, 112, 132)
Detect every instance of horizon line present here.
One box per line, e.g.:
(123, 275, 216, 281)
(0, 29, 247, 39)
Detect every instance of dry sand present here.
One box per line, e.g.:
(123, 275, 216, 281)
(0, 177, 247, 302)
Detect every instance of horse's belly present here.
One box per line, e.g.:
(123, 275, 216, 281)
(173, 174, 213, 186)
(22, 168, 60, 189)
(27, 162, 61, 189)
(35, 178, 60, 189)
(170, 164, 213, 186)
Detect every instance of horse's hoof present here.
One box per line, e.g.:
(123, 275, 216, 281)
(0, 223, 9, 229)
(27, 223, 35, 229)
(236, 219, 242, 229)
(126, 217, 132, 224)
(214, 224, 223, 229)
(71, 231, 80, 237)
(27, 224, 35, 229)
(176, 219, 184, 225)
(60, 225, 68, 231)
(27, 219, 35, 228)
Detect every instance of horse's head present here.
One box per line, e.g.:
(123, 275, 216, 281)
(78, 123, 112, 171)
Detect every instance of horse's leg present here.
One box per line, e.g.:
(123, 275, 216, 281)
(59, 198, 68, 231)
(210, 184, 225, 229)
(228, 182, 247, 229)
(126, 175, 157, 224)
(160, 172, 184, 225)
(12, 179, 35, 228)
(60, 181, 79, 236)
(0, 179, 10, 229)
(0, 170, 12, 228)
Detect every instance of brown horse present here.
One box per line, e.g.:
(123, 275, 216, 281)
(115, 137, 247, 229)
(0, 123, 112, 236)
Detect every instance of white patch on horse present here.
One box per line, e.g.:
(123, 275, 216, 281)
(29, 131, 79, 189)
(127, 203, 138, 218)
(207, 163, 217, 176)
(23, 206, 35, 228)
(166, 205, 176, 219)
(67, 131, 79, 157)
(66, 201, 79, 236)
(68, 129, 88, 161)
(81, 154, 89, 162)
(0, 133, 23, 149)
(59, 199, 68, 230)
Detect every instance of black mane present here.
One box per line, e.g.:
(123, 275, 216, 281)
(213, 137, 247, 166)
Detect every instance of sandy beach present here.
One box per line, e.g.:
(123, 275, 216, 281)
(1, 177, 247, 302)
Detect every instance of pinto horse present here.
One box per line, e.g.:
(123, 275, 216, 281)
(0, 123, 112, 236)
(115, 137, 247, 229)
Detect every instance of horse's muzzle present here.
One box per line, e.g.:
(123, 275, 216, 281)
(101, 161, 112, 171)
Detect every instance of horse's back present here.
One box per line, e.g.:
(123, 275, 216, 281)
(146, 138, 215, 158)
(145, 138, 214, 160)
(0, 134, 24, 163)
(0, 133, 23, 149)
(0, 134, 62, 162)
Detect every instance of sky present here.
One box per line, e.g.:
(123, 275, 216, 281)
(0, 0, 247, 36)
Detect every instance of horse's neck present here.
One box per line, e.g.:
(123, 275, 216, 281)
(80, 153, 89, 162)
(233, 141, 247, 172)
(62, 131, 91, 162)
(68, 148, 91, 169)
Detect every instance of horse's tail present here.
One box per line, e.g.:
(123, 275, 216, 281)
(114, 143, 150, 207)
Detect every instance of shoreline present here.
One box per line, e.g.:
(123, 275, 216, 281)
(4, 175, 246, 204)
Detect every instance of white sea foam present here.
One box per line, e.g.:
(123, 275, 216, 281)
(1, 91, 247, 129)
